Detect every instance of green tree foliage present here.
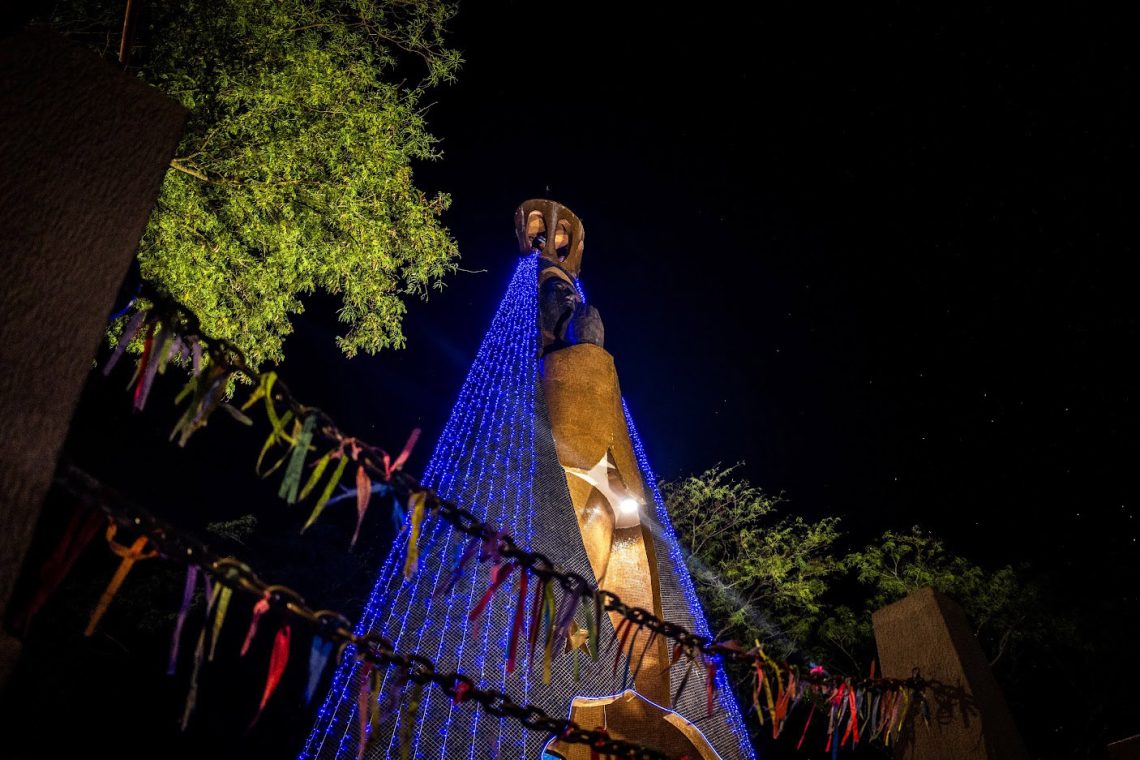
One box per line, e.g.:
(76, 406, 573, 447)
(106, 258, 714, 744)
(662, 465, 1049, 670)
(54, 0, 462, 367)
(837, 527, 1051, 670)
(661, 464, 843, 656)
(663, 464, 1078, 751)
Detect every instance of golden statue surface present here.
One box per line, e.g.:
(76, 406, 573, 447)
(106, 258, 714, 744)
(519, 199, 721, 759)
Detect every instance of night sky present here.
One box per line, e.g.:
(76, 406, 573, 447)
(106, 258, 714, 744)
(6, 2, 1139, 758)
(276, 6, 1138, 748)
(294, 3, 1139, 563)
(283, 3, 1138, 746)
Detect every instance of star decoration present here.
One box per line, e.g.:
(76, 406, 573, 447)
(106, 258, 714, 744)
(566, 620, 590, 654)
(563, 450, 643, 527)
(564, 451, 625, 513)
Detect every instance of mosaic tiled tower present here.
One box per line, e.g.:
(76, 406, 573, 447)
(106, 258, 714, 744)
(302, 202, 754, 760)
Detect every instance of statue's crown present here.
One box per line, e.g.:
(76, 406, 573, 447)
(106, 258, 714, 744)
(514, 199, 585, 279)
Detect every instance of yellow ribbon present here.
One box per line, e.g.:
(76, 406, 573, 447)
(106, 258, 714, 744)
(302, 450, 350, 532)
(207, 585, 233, 661)
(403, 491, 428, 579)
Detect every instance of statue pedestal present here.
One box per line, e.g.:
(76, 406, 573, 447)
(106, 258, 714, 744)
(544, 690, 721, 760)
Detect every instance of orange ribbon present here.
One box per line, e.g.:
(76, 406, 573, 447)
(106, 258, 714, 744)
(85, 523, 157, 637)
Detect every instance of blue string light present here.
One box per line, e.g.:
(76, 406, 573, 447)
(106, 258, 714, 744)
(623, 398, 757, 760)
(303, 255, 541, 760)
(329, 271, 529, 759)
(573, 278, 586, 304)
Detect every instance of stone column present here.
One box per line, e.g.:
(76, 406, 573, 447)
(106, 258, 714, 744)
(872, 586, 1028, 760)
(0, 27, 185, 684)
(1109, 735, 1140, 760)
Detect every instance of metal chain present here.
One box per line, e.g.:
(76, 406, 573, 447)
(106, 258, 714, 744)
(54, 461, 678, 760)
(129, 293, 927, 695)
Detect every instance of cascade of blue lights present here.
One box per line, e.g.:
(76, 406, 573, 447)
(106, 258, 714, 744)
(304, 253, 754, 760)
(303, 254, 544, 760)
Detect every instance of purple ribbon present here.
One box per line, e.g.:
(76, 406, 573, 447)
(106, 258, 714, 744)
(103, 310, 147, 376)
(168, 565, 200, 674)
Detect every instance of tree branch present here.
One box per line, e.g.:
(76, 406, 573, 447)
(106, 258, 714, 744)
(169, 159, 210, 182)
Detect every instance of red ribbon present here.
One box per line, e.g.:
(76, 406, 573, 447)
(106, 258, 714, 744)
(774, 670, 795, 735)
(842, 686, 860, 746)
(241, 596, 271, 656)
(797, 703, 817, 751)
(826, 683, 846, 752)
(10, 501, 103, 634)
(250, 623, 291, 727)
(590, 726, 609, 760)
(452, 680, 472, 705)
(506, 570, 529, 674)
(385, 427, 421, 479)
(131, 327, 156, 410)
(705, 657, 719, 718)
(469, 562, 516, 624)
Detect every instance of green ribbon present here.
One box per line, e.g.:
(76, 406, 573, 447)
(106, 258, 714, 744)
(299, 452, 332, 501)
(279, 414, 317, 503)
(542, 582, 556, 685)
(302, 451, 349, 532)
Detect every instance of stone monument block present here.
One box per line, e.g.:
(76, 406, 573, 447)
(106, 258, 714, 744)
(872, 586, 1028, 760)
(0, 26, 185, 682)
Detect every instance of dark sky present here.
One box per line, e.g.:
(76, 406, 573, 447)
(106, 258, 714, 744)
(289, 2, 1138, 572)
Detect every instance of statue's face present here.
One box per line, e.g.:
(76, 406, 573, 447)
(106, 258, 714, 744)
(540, 276, 580, 333)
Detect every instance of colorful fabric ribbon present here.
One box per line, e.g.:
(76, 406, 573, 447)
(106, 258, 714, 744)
(85, 524, 157, 637)
(306, 636, 335, 704)
(241, 595, 272, 656)
(103, 310, 149, 377)
(250, 623, 291, 728)
(168, 565, 200, 675)
(10, 501, 103, 634)
(403, 491, 428, 579)
(506, 570, 529, 674)
(279, 413, 317, 504)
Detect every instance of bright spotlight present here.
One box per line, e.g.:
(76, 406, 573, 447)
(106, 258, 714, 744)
(619, 497, 640, 515)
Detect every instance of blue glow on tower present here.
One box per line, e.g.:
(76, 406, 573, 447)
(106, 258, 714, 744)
(624, 398, 757, 759)
(302, 254, 543, 760)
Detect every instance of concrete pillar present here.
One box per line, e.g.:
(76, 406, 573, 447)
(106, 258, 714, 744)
(0, 26, 185, 684)
(872, 586, 1028, 760)
(1109, 735, 1140, 760)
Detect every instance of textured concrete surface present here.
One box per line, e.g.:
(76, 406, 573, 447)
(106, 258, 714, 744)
(0, 26, 185, 684)
(873, 586, 1029, 759)
(1109, 735, 1140, 760)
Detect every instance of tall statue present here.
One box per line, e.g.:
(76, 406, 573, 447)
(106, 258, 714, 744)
(304, 200, 754, 760)
(518, 199, 716, 759)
